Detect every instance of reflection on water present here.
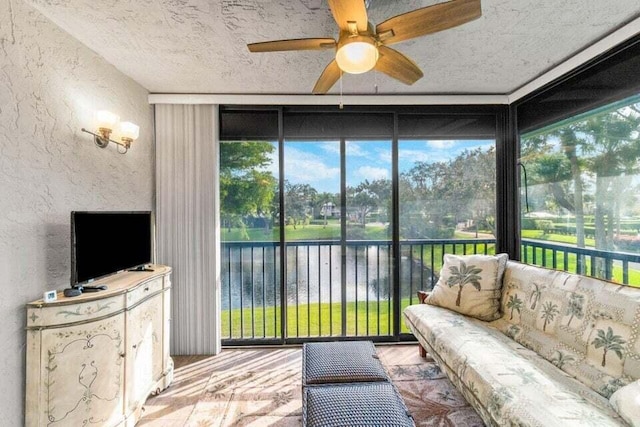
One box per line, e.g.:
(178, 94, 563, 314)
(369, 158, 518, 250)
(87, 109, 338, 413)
(221, 243, 434, 310)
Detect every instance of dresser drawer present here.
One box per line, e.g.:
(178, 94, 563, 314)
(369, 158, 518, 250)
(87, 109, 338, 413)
(126, 277, 164, 307)
(27, 294, 124, 328)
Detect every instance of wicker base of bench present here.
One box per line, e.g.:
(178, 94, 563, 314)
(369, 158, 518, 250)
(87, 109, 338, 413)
(302, 341, 415, 427)
(303, 382, 414, 427)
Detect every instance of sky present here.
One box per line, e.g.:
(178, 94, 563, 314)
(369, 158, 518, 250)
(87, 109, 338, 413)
(262, 139, 494, 193)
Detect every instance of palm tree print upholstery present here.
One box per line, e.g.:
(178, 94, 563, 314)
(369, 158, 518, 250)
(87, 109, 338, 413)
(405, 259, 640, 426)
(495, 262, 637, 400)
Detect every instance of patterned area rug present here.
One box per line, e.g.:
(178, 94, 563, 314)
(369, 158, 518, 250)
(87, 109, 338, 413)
(139, 345, 484, 426)
(380, 348, 484, 427)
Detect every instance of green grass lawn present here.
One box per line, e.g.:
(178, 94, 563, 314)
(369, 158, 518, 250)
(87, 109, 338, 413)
(521, 245, 640, 286)
(221, 297, 420, 339)
(521, 229, 597, 247)
(520, 229, 640, 286)
(407, 238, 496, 276)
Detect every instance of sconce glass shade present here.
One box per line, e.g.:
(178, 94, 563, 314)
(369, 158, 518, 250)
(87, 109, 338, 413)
(335, 37, 378, 74)
(119, 121, 139, 145)
(95, 110, 120, 132)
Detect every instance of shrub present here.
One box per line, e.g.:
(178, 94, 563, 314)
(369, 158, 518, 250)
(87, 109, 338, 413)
(534, 220, 553, 234)
(614, 234, 640, 252)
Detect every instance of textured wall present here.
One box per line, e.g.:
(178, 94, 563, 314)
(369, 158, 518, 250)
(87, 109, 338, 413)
(0, 0, 154, 424)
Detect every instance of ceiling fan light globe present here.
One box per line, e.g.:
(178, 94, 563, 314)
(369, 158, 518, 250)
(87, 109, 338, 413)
(335, 40, 378, 74)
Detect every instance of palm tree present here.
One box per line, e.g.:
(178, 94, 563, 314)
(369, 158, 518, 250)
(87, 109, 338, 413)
(550, 350, 575, 369)
(445, 260, 483, 307)
(529, 283, 542, 310)
(506, 294, 524, 320)
(565, 293, 585, 326)
(540, 301, 559, 332)
(591, 327, 626, 367)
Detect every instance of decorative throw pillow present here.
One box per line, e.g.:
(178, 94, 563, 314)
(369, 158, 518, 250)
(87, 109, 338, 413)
(426, 253, 508, 321)
(610, 380, 640, 426)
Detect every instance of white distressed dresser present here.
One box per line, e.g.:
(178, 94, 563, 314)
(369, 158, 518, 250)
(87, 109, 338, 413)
(25, 265, 173, 426)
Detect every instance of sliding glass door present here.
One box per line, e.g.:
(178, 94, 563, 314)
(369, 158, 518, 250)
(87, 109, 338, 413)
(284, 140, 342, 338)
(397, 139, 497, 332)
(220, 139, 281, 340)
(345, 139, 393, 337)
(220, 108, 498, 343)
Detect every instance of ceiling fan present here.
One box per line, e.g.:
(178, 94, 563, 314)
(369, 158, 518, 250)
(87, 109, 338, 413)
(247, 0, 481, 94)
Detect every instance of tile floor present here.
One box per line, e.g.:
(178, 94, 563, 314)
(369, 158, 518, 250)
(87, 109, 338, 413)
(138, 344, 483, 426)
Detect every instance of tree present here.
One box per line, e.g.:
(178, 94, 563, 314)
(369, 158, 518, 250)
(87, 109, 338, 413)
(284, 182, 317, 229)
(317, 192, 339, 226)
(527, 153, 574, 211)
(445, 261, 483, 306)
(220, 141, 276, 237)
(506, 294, 523, 320)
(558, 127, 587, 254)
(521, 102, 640, 279)
(540, 301, 559, 332)
(400, 147, 496, 239)
(591, 327, 626, 367)
(347, 179, 391, 226)
(565, 292, 585, 327)
(521, 126, 590, 274)
(579, 111, 640, 277)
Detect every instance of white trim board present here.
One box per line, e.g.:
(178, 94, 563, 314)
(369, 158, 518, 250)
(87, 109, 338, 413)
(148, 15, 640, 106)
(148, 94, 509, 105)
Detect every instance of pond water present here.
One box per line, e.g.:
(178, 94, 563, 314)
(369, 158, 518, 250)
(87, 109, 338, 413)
(221, 243, 434, 310)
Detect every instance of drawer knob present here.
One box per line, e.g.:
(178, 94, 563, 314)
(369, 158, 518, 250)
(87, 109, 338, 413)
(144, 286, 150, 291)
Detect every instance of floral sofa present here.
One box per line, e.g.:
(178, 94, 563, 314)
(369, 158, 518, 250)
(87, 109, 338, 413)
(404, 259, 640, 426)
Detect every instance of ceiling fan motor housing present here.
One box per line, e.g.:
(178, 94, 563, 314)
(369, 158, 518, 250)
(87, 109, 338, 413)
(335, 34, 379, 74)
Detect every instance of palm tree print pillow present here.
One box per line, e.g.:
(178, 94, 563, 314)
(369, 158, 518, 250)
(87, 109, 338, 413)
(427, 253, 508, 321)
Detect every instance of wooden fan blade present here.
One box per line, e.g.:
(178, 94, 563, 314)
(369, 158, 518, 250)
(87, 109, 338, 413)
(376, 0, 481, 45)
(327, 0, 368, 33)
(248, 38, 336, 52)
(313, 60, 341, 94)
(374, 46, 423, 85)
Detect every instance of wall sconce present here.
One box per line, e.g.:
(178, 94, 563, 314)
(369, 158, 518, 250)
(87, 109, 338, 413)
(81, 110, 139, 154)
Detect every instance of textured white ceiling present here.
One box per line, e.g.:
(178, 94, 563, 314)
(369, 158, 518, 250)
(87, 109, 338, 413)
(26, 0, 640, 95)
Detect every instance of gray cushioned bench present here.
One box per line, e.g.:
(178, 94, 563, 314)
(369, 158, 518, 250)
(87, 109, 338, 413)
(302, 341, 415, 427)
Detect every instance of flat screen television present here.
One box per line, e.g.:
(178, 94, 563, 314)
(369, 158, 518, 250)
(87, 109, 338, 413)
(71, 211, 153, 286)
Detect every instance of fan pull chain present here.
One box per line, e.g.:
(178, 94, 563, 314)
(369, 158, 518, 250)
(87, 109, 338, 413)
(339, 70, 344, 109)
(374, 70, 378, 94)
